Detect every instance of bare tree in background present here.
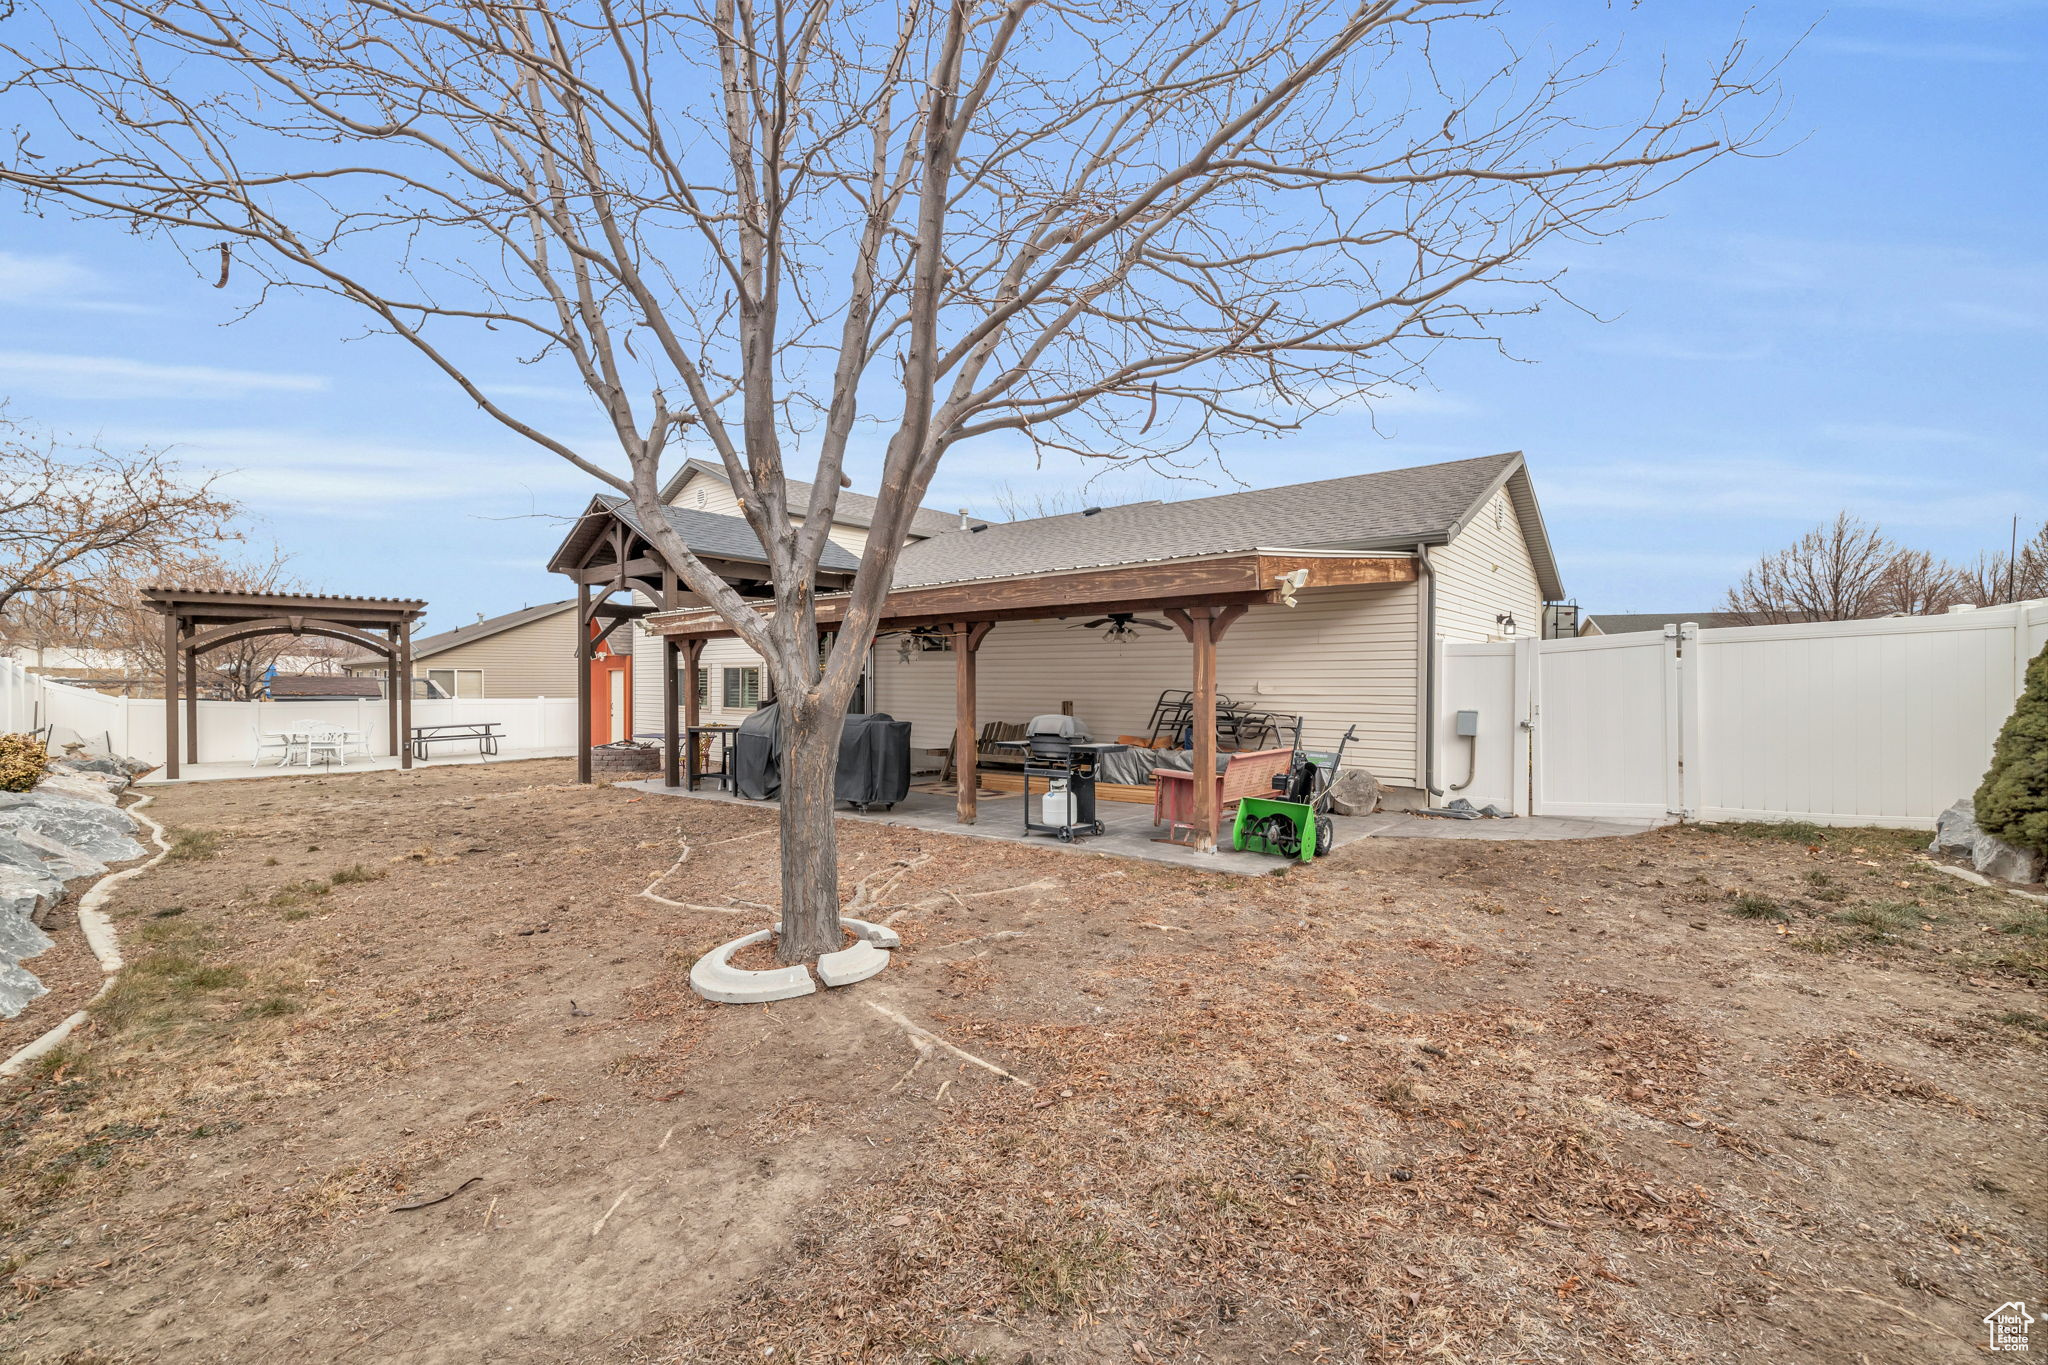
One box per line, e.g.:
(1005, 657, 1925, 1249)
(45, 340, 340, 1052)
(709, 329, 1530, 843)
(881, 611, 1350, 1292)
(1, 0, 1777, 961)
(1870, 547, 1967, 619)
(0, 416, 238, 622)
(1958, 522, 2048, 607)
(1724, 512, 1899, 624)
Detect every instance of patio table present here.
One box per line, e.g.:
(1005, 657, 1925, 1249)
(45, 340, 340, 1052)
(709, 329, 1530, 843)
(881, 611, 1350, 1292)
(685, 723, 739, 792)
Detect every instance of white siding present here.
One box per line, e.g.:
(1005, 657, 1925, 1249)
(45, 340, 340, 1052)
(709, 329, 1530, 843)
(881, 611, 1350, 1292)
(1431, 489, 1543, 643)
(869, 582, 1421, 785)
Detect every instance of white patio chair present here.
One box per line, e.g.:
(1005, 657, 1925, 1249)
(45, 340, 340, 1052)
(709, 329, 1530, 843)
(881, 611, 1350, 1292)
(253, 722, 301, 767)
(300, 721, 349, 768)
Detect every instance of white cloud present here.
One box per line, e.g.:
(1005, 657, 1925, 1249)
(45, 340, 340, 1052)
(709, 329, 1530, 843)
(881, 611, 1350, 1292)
(0, 351, 329, 399)
(93, 424, 608, 516)
(0, 251, 151, 314)
(1540, 456, 2038, 533)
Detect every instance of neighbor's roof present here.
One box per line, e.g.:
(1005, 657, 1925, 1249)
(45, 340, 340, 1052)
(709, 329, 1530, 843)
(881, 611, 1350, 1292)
(1582, 611, 1747, 635)
(267, 674, 382, 699)
(889, 452, 1564, 598)
(659, 457, 960, 539)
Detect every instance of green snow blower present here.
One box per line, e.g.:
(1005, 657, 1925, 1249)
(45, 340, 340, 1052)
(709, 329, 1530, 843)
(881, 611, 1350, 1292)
(1231, 723, 1358, 862)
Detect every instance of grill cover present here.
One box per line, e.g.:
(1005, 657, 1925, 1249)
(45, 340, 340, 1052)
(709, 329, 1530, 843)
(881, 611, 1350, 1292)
(730, 703, 911, 808)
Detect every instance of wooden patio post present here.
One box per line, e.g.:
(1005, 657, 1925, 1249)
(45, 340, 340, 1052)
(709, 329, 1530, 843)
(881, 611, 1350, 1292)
(681, 636, 704, 787)
(183, 645, 199, 766)
(951, 621, 993, 825)
(162, 607, 180, 780)
(575, 582, 593, 784)
(661, 567, 681, 788)
(1189, 608, 1219, 852)
(385, 629, 400, 758)
(396, 620, 415, 771)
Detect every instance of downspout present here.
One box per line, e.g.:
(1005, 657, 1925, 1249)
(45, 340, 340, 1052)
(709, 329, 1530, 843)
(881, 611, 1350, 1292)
(1416, 542, 1438, 802)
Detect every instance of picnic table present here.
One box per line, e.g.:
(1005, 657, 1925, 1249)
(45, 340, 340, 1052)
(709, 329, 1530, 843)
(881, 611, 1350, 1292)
(409, 721, 503, 762)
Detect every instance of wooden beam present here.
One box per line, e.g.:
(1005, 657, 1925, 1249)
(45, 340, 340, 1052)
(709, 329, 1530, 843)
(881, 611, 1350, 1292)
(681, 636, 705, 788)
(162, 610, 180, 780)
(952, 619, 986, 825)
(661, 565, 680, 788)
(396, 622, 414, 770)
(1211, 604, 1250, 640)
(1189, 608, 1219, 853)
(655, 589, 1278, 640)
(183, 646, 198, 766)
(576, 582, 593, 783)
(386, 625, 400, 758)
(1254, 553, 1418, 589)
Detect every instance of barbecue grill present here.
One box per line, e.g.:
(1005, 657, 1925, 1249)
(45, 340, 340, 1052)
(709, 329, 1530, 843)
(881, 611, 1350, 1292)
(993, 715, 1127, 843)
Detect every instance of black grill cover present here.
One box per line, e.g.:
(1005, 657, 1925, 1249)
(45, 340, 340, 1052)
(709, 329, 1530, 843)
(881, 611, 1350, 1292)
(731, 704, 911, 808)
(836, 713, 912, 808)
(733, 702, 782, 800)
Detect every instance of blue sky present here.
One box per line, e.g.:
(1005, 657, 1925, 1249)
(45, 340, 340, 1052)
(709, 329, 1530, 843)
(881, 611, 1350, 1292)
(1, 0, 2042, 633)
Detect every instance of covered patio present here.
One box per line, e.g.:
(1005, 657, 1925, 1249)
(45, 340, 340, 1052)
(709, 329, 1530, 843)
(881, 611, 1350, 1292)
(641, 550, 1418, 854)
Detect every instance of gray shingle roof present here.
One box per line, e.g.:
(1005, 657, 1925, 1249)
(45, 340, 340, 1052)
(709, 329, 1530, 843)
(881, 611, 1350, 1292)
(602, 496, 862, 573)
(659, 458, 959, 539)
(342, 599, 580, 668)
(891, 452, 1540, 591)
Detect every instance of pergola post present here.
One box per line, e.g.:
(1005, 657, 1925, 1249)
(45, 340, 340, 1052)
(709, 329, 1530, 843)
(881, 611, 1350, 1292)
(681, 636, 704, 787)
(575, 582, 594, 784)
(661, 564, 681, 788)
(162, 610, 180, 780)
(951, 620, 993, 825)
(183, 646, 199, 766)
(385, 625, 401, 757)
(396, 620, 414, 770)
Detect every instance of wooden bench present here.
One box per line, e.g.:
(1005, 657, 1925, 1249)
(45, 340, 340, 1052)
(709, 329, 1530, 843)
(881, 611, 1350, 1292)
(1150, 747, 1294, 836)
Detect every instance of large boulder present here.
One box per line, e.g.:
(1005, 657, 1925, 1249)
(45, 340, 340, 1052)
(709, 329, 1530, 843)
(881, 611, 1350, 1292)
(1930, 800, 1979, 857)
(1326, 768, 1383, 817)
(32, 771, 123, 806)
(0, 792, 144, 864)
(0, 959, 47, 1018)
(1976, 836, 2047, 886)
(0, 861, 64, 925)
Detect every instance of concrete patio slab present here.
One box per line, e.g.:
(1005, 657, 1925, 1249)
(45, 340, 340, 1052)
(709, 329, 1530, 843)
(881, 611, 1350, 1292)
(619, 779, 1663, 874)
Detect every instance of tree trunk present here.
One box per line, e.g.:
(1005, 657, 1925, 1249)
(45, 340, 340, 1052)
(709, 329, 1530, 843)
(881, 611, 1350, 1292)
(775, 691, 851, 963)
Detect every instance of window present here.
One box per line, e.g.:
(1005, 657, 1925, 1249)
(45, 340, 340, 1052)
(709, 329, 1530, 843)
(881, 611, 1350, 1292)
(695, 667, 709, 707)
(721, 666, 761, 709)
(427, 668, 484, 699)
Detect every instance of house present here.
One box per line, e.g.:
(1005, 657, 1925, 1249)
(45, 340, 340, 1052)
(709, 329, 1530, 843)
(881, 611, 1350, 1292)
(563, 451, 1565, 819)
(1579, 611, 1746, 636)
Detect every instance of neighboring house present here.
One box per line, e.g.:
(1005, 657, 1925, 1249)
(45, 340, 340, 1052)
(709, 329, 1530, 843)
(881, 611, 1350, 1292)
(1579, 612, 1747, 636)
(626, 459, 959, 736)
(592, 450, 1565, 800)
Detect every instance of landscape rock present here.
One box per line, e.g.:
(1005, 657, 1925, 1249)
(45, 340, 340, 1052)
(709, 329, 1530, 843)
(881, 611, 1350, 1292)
(0, 861, 65, 926)
(0, 902, 54, 971)
(1930, 800, 1980, 857)
(1974, 835, 2047, 886)
(0, 959, 47, 1018)
(0, 828, 106, 884)
(0, 792, 144, 864)
(1326, 768, 1383, 817)
(32, 771, 123, 805)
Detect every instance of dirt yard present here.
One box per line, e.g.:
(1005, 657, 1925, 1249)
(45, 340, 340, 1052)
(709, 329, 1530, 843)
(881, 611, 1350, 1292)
(2, 759, 2042, 1363)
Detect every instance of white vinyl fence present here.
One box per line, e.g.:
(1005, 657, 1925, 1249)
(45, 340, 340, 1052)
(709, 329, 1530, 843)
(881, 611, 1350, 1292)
(1, 658, 579, 767)
(1439, 599, 2048, 829)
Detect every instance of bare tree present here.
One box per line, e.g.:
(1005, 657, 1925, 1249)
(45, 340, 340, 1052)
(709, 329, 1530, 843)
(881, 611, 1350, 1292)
(0, 416, 239, 622)
(1870, 547, 1968, 619)
(1, 0, 1777, 961)
(1724, 512, 1900, 624)
(1958, 522, 2048, 607)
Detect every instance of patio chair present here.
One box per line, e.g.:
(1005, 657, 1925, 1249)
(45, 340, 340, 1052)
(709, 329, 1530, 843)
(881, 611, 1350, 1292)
(299, 721, 350, 768)
(252, 722, 300, 767)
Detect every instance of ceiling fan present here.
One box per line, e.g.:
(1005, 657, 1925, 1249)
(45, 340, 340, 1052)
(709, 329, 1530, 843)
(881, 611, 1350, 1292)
(1072, 612, 1173, 642)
